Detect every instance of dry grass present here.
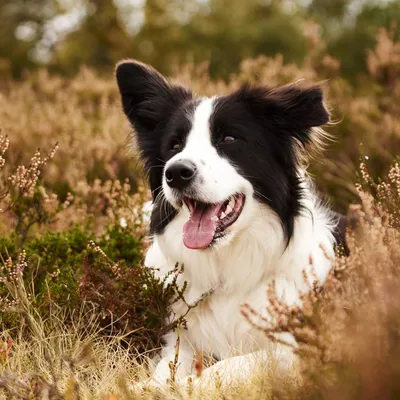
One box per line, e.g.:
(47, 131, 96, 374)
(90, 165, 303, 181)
(0, 249, 295, 398)
(240, 162, 400, 399)
(0, 315, 299, 399)
(1, 26, 400, 399)
(3, 172, 400, 400)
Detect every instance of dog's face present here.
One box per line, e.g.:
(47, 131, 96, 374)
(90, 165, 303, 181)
(116, 60, 329, 250)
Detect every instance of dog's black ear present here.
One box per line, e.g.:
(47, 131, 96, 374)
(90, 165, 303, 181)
(116, 60, 192, 199)
(116, 60, 192, 133)
(269, 85, 329, 145)
(235, 84, 329, 146)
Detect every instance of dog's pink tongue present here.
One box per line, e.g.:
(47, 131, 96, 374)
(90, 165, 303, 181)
(183, 203, 221, 249)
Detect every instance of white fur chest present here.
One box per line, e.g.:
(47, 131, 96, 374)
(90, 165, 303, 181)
(145, 201, 335, 359)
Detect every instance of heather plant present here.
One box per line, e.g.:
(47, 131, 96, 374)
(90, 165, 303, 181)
(0, 22, 400, 399)
(240, 160, 400, 399)
(3, 27, 400, 214)
(0, 134, 178, 357)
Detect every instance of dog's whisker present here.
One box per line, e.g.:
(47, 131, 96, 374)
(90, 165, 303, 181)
(254, 190, 272, 203)
(148, 164, 165, 171)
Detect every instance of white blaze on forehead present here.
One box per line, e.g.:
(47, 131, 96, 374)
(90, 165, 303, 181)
(184, 97, 216, 152)
(162, 94, 252, 207)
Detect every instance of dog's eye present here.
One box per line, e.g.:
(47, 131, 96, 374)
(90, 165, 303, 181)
(170, 141, 182, 151)
(222, 135, 236, 144)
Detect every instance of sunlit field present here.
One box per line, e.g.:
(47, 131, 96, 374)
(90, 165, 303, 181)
(1, 26, 400, 399)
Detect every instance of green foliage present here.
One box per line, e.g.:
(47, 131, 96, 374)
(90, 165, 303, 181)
(97, 225, 143, 265)
(12, 184, 61, 246)
(0, 138, 174, 347)
(0, 0, 58, 77)
(53, 0, 132, 75)
(326, 2, 400, 81)
(134, 0, 309, 78)
(0, 218, 179, 350)
(0, 223, 145, 306)
(2, 0, 400, 83)
(25, 227, 91, 306)
(0, 135, 183, 349)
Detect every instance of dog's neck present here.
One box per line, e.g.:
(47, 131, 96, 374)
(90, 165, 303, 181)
(148, 183, 335, 306)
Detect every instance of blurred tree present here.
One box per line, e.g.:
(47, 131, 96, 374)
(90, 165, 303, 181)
(186, 0, 308, 77)
(308, 0, 348, 21)
(1, 0, 400, 82)
(310, 0, 400, 81)
(133, 0, 309, 77)
(128, 0, 195, 75)
(52, 0, 131, 74)
(0, 0, 58, 77)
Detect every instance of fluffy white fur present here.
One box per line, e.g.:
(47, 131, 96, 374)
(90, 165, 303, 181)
(143, 98, 336, 384)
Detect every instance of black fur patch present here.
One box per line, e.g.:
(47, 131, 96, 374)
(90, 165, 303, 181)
(210, 85, 329, 241)
(116, 61, 329, 240)
(116, 61, 196, 234)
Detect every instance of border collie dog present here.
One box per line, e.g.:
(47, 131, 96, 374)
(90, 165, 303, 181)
(116, 60, 336, 383)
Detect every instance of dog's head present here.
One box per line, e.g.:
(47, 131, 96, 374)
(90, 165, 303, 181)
(116, 60, 329, 250)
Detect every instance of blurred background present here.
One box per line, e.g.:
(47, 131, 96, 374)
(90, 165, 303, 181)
(1, 0, 400, 80)
(2, 2, 400, 387)
(1, 0, 400, 214)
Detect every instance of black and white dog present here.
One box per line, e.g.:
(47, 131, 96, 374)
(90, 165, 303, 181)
(116, 60, 338, 383)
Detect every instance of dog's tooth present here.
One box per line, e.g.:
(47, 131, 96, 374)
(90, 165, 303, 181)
(226, 205, 232, 214)
(220, 211, 226, 219)
(211, 216, 219, 222)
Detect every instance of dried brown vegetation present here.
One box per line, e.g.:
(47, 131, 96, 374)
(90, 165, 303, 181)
(0, 26, 400, 399)
(241, 162, 400, 399)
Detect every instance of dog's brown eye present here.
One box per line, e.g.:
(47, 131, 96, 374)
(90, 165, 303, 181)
(171, 142, 182, 151)
(222, 135, 236, 144)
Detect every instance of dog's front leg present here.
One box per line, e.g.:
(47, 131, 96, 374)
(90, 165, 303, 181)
(176, 346, 297, 390)
(152, 332, 195, 385)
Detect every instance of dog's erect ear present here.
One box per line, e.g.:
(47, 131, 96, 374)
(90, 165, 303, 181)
(271, 85, 329, 126)
(268, 85, 329, 145)
(236, 84, 329, 146)
(116, 60, 192, 133)
(116, 61, 192, 199)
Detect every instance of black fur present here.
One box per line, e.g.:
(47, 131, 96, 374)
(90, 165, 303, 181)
(116, 61, 193, 200)
(210, 85, 329, 241)
(116, 61, 195, 234)
(116, 61, 329, 241)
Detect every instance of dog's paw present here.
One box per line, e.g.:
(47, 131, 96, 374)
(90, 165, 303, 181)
(128, 377, 165, 396)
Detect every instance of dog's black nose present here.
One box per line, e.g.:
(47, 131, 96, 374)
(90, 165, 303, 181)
(165, 161, 197, 189)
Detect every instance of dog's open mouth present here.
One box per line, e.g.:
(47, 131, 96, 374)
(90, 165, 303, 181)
(182, 193, 245, 250)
